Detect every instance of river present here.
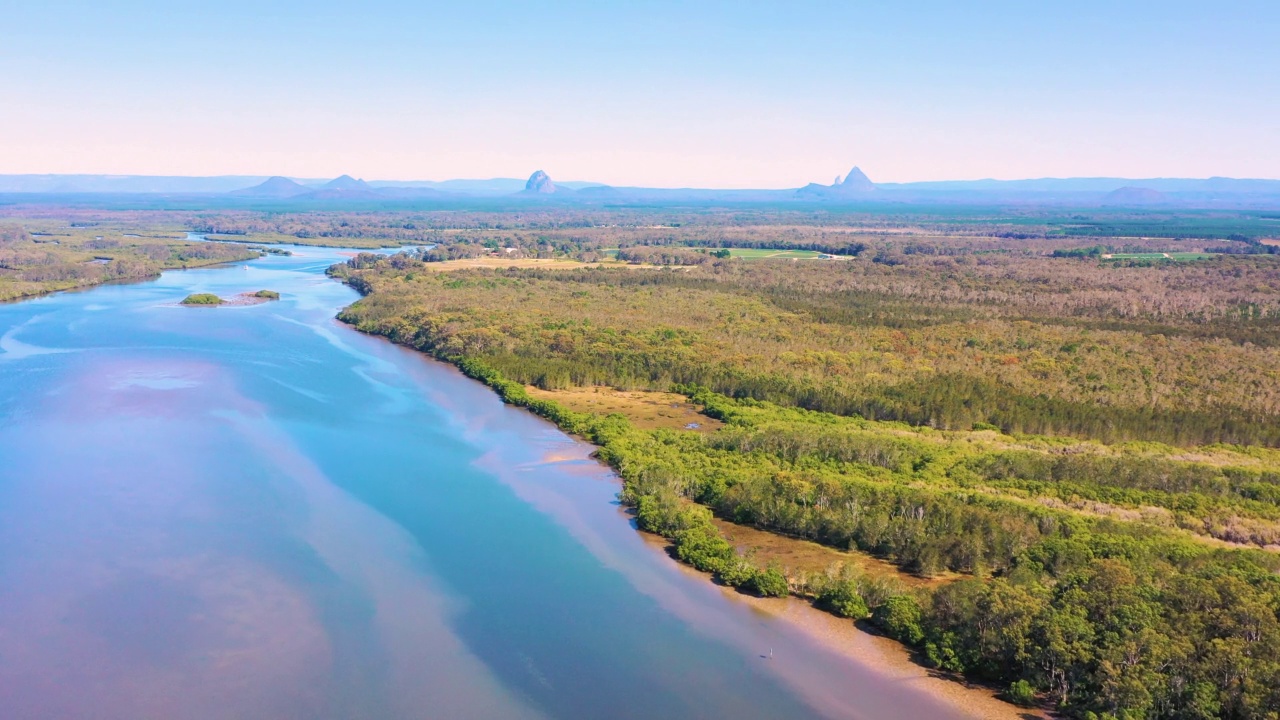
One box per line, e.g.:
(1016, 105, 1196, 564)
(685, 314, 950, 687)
(0, 245, 981, 719)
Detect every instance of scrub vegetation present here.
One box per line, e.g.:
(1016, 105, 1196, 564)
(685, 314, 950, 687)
(331, 214, 1280, 720)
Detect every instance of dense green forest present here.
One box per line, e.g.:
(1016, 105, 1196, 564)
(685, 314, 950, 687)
(332, 234, 1280, 719)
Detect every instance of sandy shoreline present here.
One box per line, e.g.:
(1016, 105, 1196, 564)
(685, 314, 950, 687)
(537, 416, 1047, 718)
(636, 531, 1051, 720)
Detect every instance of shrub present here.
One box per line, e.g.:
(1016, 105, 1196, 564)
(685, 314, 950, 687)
(872, 595, 925, 645)
(748, 564, 790, 597)
(817, 580, 870, 619)
(1006, 679, 1036, 707)
(718, 558, 758, 588)
(674, 524, 734, 574)
(181, 293, 223, 305)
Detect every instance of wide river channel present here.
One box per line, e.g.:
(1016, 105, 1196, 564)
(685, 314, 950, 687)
(0, 245, 980, 719)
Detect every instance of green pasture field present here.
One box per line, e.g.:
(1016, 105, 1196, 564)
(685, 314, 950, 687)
(724, 248, 825, 259)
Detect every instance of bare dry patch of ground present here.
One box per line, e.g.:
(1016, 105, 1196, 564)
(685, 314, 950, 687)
(711, 519, 957, 589)
(420, 257, 656, 271)
(524, 386, 724, 433)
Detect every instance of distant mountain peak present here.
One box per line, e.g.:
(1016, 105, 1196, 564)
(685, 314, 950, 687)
(523, 170, 556, 194)
(796, 165, 877, 198)
(229, 176, 311, 198)
(839, 167, 875, 192)
(324, 175, 372, 192)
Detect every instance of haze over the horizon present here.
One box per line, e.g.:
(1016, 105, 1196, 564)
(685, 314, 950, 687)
(2, 1, 1276, 188)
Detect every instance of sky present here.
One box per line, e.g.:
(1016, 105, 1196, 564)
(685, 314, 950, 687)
(0, 0, 1277, 187)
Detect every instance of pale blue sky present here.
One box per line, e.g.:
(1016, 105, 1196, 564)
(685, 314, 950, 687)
(1, 1, 1276, 186)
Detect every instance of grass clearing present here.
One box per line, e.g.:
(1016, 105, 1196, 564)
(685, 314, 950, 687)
(711, 519, 954, 588)
(724, 248, 825, 259)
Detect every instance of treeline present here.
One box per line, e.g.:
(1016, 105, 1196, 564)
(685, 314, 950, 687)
(615, 246, 716, 265)
(4, 205, 1271, 256)
(472, 349, 1280, 447)
(612, 235, 867, 256)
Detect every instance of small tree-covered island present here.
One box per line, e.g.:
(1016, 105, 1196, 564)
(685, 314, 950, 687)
(180, 290, 280, 306)
(181, 292, 224, 305)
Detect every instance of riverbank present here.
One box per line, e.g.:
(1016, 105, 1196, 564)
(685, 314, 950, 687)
(637, 531, 1049, 720)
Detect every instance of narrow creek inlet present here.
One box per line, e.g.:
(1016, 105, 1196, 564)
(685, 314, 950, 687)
(0, 245, 984, 720)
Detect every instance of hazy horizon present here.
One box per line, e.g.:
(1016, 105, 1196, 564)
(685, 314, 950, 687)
(4, 169, 1280, 191)
(2, 1, 1277, 188)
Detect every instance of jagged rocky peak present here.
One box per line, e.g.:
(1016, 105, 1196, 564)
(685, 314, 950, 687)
(839, 166, 875, 192)
(524, 170, 556, 194)
(795, 165, 878, 197)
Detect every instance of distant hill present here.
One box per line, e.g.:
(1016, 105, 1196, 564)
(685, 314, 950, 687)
(323, 175, 372, 192)
(228, 175, 456, 202)
(298, 175, 384, 200)
(575, 185, 620, 197)
(1102, 186, 1169, 206)
(1, 170, 1277, 209)
(230, 176, 312, 198)
(370, 178, 600, 195)
(376, 178, 528, 195)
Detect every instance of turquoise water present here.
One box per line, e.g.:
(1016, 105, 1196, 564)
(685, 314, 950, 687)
(0, 247, 972, 719)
